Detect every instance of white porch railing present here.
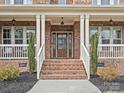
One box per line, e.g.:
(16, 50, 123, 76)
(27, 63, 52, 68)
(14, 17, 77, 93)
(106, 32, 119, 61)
(81, 43, 90, 79)
(0, 44, 29, 59)
(98, 44, 124, 59)
(37, 44, 45, 79)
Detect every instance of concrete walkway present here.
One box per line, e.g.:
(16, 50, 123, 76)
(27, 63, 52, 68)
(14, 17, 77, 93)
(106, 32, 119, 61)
(27, 80, 102, 93)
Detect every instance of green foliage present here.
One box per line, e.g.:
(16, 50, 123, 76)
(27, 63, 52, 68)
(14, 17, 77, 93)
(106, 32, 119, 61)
(28, 33, 36, 73)
(90, 32, 99, 75)
(0, 66, 20, 81)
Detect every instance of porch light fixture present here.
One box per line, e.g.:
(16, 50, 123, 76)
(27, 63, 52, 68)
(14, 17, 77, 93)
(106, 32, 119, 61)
(61, 17, 64, 25)
(109, 19, 113, 24)
(12, 17, 16, 26)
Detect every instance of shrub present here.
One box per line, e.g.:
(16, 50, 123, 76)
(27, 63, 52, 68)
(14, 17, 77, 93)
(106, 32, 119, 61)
(97, 67, 118, 82)
(28, 33, 36, 73)
(0, 66, 20, 81)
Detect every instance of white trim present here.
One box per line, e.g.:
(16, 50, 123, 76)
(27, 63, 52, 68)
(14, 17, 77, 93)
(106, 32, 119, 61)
(23, 26, 27, 44)
(41, 15, 45, 60)
(36, 15, 41, 54)
(11, 26, 15, 44)
(80, 14, 85, 59)
(85, 14, 90, 50)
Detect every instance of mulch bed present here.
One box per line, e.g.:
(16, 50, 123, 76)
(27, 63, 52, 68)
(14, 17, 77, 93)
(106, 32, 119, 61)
(90, 76, 124, 92)
(0, 72, 37, 93)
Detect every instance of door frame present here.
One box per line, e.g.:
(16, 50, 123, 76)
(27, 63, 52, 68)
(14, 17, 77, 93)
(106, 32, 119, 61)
(51, 31, 73, 59)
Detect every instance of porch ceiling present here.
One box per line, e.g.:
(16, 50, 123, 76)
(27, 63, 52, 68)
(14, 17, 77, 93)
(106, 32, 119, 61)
(0, 15, 36, 21)
(46, 15, 79, 25)
(90, 15, 124, 21)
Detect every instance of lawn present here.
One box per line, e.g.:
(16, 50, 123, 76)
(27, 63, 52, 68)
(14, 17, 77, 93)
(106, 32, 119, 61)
(0, 72, 37, 93)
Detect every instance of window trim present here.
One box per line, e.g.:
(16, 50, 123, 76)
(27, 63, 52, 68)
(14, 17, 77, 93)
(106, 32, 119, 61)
(2, 26, 11, 44)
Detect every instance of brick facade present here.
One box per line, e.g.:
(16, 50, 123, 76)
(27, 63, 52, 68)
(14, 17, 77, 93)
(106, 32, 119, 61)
(45, 21, 51, 59)
(0, 0, 4, 4)
(73, 21, 80, 59)
(99, 59, 124, 76)
(0, 60, 29, 72)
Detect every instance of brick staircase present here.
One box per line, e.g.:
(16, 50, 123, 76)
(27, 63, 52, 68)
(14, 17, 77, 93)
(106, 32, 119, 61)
(40, 59, 87, 80)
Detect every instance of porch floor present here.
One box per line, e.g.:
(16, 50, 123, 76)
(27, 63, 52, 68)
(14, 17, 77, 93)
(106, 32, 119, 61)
(27, 80, 102, 93)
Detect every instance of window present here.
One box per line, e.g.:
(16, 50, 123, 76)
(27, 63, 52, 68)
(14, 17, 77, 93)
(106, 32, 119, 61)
(5, 0, 11, 4)
(3, 28, 11, 44)
(90, 26, 98, 37)
(114, 0, 118, 5)
(112, 27, 122, 44)
(92, 0, 97, 5)
(26, 0, 32, 4)
(59, 0, 66, 4)
(14, 0, 23, 4)
(101, 0, 110, 5)
(26, 27, 35, 44)
(15, 27, 23, 44)
(101, 27, 110, 44)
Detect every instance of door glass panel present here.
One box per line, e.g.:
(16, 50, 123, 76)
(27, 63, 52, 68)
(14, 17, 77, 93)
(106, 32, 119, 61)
(53, 33, 56, 58)
(69, 33, 72, 58)
(57, 33, 67, 58)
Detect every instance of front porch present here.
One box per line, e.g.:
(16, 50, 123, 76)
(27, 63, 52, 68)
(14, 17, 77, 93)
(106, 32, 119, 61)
(0, 14, 124, 79)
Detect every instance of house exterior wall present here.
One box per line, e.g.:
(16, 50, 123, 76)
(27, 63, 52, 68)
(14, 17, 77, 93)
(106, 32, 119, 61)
(45, 21, 51, 59)
(99, 59, 124, 76)
(73, 21, 80, 59)
(0, 60, 29, 72)
(0, 0, 4, 4)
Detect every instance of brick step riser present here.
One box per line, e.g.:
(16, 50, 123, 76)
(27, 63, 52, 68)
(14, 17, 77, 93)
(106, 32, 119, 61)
(42, 67, 84, 70)
(41, 72, 86, 75)
(40, 76, 87, 80)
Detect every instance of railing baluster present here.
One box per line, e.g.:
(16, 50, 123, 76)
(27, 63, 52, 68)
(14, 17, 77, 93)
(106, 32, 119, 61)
(98, 44, 124, 59)
(0, 44, 32, 59)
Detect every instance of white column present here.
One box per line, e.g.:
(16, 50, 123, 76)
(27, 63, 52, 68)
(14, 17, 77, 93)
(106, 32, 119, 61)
(80, 14, 85, 59)
(23, 26, 27, 44)
(41, 15, 45, 59)
(36, 15, 41, 54)
(11, 26, 15, 44)
(85, 14, 90, 51)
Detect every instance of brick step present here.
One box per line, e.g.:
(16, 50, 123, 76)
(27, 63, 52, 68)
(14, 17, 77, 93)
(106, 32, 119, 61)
(45, 59, 82, 62)
(42, 66, 84, 70)
(40, 59, 87, 80)
(41, 70, 85, 75)
(40, 75, 87, 80)
(43, 62, 83, 65)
